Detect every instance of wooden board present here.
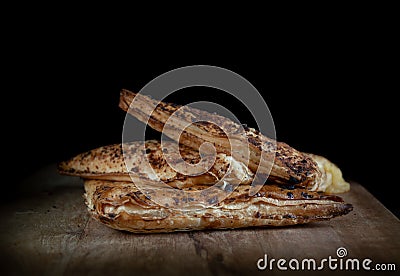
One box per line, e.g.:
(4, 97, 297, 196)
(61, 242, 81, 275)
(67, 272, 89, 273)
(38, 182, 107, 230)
(0, 164, 399, 275)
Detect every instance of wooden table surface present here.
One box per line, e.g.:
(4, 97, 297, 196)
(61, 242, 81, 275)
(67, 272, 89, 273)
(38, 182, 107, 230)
(1, 164, 399, 275)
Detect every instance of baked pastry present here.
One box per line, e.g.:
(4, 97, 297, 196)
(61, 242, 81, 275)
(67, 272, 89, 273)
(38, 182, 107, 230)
(58, 141, 349, 193)
(307, 154, 350, 193)
(58, 90, 353, 233)
(58, 140, 253, 189)
(120, 90, 323, 189)
(83, 179, 352, 233)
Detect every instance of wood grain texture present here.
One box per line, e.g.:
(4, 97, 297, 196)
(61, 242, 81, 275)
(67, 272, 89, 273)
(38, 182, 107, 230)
(0, 164, 399, 275)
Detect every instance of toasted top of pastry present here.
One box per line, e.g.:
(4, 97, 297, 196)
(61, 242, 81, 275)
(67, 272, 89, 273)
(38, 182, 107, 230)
(119, 89, 323, 189)
(58, 140, 254, 189)
(59, 140, 349, 193)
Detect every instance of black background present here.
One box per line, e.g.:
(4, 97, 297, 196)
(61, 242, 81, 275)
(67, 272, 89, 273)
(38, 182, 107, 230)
(4, 34, 398, 218)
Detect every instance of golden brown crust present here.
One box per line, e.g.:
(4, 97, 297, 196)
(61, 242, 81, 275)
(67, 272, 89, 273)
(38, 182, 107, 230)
(58, 140, 253, 188)
(58, 90, 354, 234)
(84, 180, 352, 233)
(59, 140, 349, 193)
(119, 89, 323, 189)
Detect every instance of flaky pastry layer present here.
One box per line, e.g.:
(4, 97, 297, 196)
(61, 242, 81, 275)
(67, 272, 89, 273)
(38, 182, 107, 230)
(84, 180, 352, 233)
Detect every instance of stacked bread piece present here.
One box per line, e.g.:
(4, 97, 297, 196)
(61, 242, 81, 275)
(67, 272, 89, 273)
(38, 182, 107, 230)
(58, 90, 352, 233)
